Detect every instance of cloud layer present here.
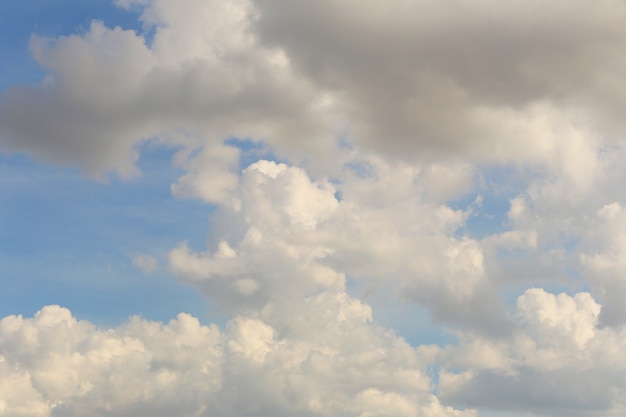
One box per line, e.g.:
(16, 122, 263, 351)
(4, 0, 626, 416)
(4, 0, 626, 175)
(0, 299, 473, 417)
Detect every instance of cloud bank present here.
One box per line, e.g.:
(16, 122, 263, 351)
(0, 300, 470, 417)
(3, 0, 626, 416)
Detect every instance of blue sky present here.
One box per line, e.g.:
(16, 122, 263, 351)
(0, 0, 143, 91)
(2, 1, 626, 417)
(0, 1, 217, 326)
(0, 148, 211, 325)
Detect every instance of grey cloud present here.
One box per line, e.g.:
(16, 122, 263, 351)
(0, 13, 333, 177)
(5, 0, 626, 176)
(441, 367, 622, 417)
(6, 2, 626, 416)
(406, 284, 511, 337)
(252, 0, 626, 160)
(438, 288, 626, 416)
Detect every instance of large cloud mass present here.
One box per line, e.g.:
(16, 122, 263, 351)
(0, 301, 473, 417)
(3, 0, 626, 416)
(3, 0, 626, 174)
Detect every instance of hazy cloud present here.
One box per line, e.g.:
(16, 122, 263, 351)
(132, 253, 158, 274)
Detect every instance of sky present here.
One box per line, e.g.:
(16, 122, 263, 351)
(2, 0, 626, 416)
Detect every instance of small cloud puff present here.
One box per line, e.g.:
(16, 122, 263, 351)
(132, 253, 158, 274)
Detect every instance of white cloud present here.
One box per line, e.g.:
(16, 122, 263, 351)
(163, 149, 626, 415)
(168, 156, 508, 331)
(170, 143, 240, 204)
(6, 1, 626, 416)
(580, 202, 626, 325)
(0, 300, 474, 417)
(439, 288, 626, 416)
(0, 306, 222, 417)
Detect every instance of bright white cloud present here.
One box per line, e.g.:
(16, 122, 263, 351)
(0, 299, 475, 417)
(168, 156, 510, 332)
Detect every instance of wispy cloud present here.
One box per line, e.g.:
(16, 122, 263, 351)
(132, 253, 158, 274)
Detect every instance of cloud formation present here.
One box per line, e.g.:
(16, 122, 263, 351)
(0, 300, 473, 417)
(169, 157, 511, 332)
(3, 0, 626, 416)
(4, 0, 626, 175)
(439, 288, 626, 416)
(0, 0, 334, 177)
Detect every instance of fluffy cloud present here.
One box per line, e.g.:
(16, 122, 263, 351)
(170, 143, 240, 204)
(439, 288, 626, 416)
(0, 298, 473, 417)
(0, 305, 222, 417)
(4, 0, 626, 176)
(580, 202, 626, 326)
(0, 22, 156, 177)
(169, 159, 346, 313)
(6, 1, 626, 416)
(492, 142, 626, 308)
(168, 157, 510, 332)
(252, 0, 626, 161)
(0, 0, 335, 178)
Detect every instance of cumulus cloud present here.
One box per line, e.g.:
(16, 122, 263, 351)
(0, 305, 221, 417)
(252, 0, 626, 161)
(0, 0, 336, 177)
(0, 299, 473, 417)
(6, 1, 626, 416)
(168, 157, 511, 333)
(163, 152, 626, 415)
(169, 160, 346, 312)
(170, 143, 240, 204)
(3, 0, 626, 176)
(580, 202, 626, 326)
(439, 288, 626, 416)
